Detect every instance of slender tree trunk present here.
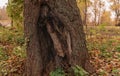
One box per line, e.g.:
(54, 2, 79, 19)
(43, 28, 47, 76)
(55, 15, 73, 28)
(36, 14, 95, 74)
(24, 0, 94, 76)
(84, 0, 88, 30)
(11, 19, 13, 27)
(115, 15, 119, 26)
(94, 10, 97, 26)
(98, 1, 101, 25)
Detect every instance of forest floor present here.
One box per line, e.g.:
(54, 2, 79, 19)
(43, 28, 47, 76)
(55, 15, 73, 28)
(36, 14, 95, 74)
(86, 26, 120, 76)
(0, 25, 120, 76)
(0, 26, 25, 76)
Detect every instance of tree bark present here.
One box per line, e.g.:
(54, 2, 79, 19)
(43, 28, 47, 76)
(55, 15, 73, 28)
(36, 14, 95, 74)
(24, 0, 94, 76)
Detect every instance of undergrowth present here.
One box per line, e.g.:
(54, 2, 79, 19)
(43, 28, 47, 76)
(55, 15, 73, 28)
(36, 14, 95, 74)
(86, 26, 120, 75)
(0, 25, 120, 75)
(50, 65, 88, 76)
(0, 26, 26, 76)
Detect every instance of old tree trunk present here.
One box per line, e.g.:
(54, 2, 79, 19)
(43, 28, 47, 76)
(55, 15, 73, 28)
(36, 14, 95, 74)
(24, 0, 94, 76)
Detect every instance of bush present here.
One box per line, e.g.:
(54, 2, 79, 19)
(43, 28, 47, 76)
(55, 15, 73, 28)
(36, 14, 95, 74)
(50, 68, 65, 76)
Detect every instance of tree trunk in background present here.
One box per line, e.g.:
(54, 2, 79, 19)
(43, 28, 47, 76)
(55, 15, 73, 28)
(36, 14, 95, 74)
(24, 0, 94, 76)
(97, 1, 101, 25)
(115, 16, 119, 26)
(84, 0, 87, 29)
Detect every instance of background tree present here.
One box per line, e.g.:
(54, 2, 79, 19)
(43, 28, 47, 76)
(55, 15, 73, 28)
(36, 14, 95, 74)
(91, 0, 98, 26)
(6, 0, 23, 27)
(110, 0, 120, 25)
(77, 0, 90, 28)
(101, 10, 111, 25)
(0, 7, 9, 20)
(24, 0, 94, 76)
(97, 0, 105, 25)
(90, 0, 105, 26)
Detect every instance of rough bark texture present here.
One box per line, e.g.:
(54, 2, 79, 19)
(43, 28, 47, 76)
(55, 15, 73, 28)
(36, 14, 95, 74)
(24, 0, 93, 76)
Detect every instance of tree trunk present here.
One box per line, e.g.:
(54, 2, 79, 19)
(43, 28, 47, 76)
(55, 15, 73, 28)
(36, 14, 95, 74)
(84, 0, 87, 29)
(24, 0, 94, 76)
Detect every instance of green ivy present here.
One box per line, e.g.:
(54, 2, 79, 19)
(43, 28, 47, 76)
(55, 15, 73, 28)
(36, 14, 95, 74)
(72, 65, 89, 76)
(50, 68, 65, 76)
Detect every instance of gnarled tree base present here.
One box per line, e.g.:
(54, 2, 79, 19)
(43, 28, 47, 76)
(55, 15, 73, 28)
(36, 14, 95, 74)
(24, 0, 95, 76)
